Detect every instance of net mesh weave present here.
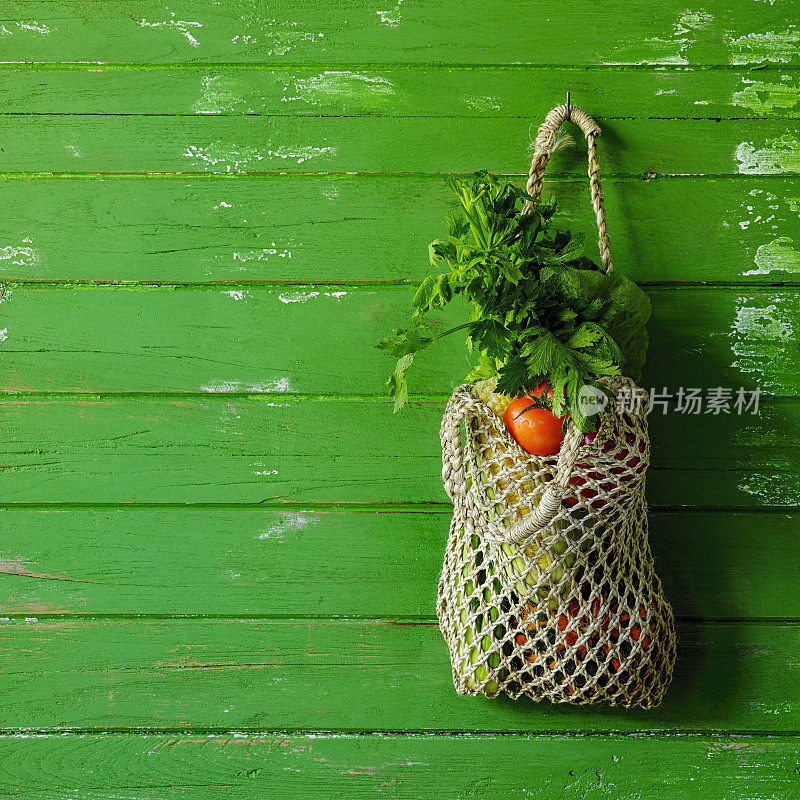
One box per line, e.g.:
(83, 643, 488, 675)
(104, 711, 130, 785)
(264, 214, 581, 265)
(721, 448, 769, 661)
(437, 376, 677, 708)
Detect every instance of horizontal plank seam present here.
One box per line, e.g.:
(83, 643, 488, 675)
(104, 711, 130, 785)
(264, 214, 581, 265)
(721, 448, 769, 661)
(0, 62, 798, 72)
(1, 727, 799, 739)
(2, 283, 799, 294)
(0, 502, 795, 514)
(0, 113, 793, 122)
(0, 614, 796, 625)
(2, 280, 800, 290)
(0, 391, 797, 403)
(0, 171, 794, 181)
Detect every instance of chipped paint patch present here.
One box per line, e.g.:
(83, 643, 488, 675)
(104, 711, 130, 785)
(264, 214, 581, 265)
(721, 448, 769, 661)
(674, 10, 714, 33)
(185, 140, 335, 171)
(727, 29, 800, 65)
(184, 143, 266, 172)
(744, 237, 800, 276)
(734, 186, 788, 234)
(137, 12, 202, 47)
(231, 16, 324, 56)
(730, 297, 795, 386)
(278, 290, 347, 303)
(201, 378, 292, 393)
(603, 37, 689, 65)
(0, 21, 51, 36)
(279, 291, 319, 303)
(732, 75, 800, 114)
(0, 329, 7, 343)
(282, 71, 394, 107)
(0, 242, 38, 269)
(259, 512, 316, 540)
(464, 96, 502, 112)
(342, 766, 378, 777)
(735, 134, 800, 174)
(233, 247, 293, 262)
(194, 74, 241, 114)
(376, 0, 404, 28)
(222, 290, 249, 300)
(602, 9, 712, 65)
(269, 145, 336, 164)
(251, 461, 279, 476)
(749, 700, 795, 715)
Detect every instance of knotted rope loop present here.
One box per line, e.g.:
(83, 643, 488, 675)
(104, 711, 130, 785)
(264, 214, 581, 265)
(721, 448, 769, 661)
(523, 103, 613, 274)
(441, 385, 584, 543)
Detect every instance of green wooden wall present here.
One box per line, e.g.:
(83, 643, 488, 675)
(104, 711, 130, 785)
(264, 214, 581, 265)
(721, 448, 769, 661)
(1, 1, 799, 796)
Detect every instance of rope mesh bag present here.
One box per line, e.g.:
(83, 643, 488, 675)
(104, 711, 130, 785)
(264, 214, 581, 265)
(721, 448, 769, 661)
(437, 103, 677, 709)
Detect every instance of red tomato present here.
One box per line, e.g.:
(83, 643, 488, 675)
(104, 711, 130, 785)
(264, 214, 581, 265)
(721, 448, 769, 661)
(531, 380, 554, 400)
(503, 397, 565, 456)
(532, 380, 572, 419)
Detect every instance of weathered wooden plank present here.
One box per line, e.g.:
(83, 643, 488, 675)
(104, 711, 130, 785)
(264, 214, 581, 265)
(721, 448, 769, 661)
(0, 617, 797, 731)
(0, 508, 796, 619)
(0, 397, 796, 507)
(1, 176, 797, 284)
(2, 67, 799, 119)
(0, 286, 795, 395)
(0, 0, 794, 66)
(0, 733, 797, 799)
(0, 116, 797, 175)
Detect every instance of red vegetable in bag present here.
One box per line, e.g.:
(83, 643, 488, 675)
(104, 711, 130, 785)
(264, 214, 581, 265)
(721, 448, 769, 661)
(385, 101, 676, 709)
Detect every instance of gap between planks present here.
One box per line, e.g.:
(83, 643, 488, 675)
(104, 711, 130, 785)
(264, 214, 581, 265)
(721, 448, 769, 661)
(0, 728, 799, 739)
(1, 62, 799, 72)
(2, 280, 799, 290)
(1, 392, 798, 403)
(0, 171, 796, 180)
(0, 502, 797, 514)
(0, 113, 793, 122)
(0, 614, 797, 625)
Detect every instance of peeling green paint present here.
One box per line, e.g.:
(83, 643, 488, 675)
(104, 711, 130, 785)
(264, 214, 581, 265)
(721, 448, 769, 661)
(727, 29, 800, 65)
(744, 237, 800, 276)
(602, 9, 713, 65)
(736, 134, 800, 174)
(731, 75, 800, 114)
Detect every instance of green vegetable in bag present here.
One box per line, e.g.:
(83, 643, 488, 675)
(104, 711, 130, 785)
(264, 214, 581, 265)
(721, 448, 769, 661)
(377, 171, 650, 432)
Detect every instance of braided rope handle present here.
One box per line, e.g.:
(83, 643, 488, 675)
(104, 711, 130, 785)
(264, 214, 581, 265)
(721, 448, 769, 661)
(441, 386, 584, 544)
(523, 103, 613, 274)
(439, 102, 612, 543)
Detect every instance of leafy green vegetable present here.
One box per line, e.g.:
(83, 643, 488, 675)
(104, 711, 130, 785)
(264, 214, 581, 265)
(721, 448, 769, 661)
(377, 171, 650, 432)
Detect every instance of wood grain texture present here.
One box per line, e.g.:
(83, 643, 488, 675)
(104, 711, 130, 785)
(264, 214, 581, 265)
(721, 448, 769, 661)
(0, 733, 798, 799)
(0, 397, 795, 507)
(0, 0, 795, 66)
(2, 176, 798, 284)
(4, 0, 800, 782)
(0, 508, 796, 619)
(0, 285, 796, 395)
(0, 617, 797, 732)
(2, 67, 800, 119)
(1, 115, 798, 175)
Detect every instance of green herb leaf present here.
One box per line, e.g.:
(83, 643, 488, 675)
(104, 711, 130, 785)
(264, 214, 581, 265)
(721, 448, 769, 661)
(469, 318, 512, 357)
(377, 172, 649, 431)
(386, 353, 414, 412)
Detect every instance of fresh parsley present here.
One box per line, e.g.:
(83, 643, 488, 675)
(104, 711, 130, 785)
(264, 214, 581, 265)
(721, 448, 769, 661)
(377, 171, 650, 432)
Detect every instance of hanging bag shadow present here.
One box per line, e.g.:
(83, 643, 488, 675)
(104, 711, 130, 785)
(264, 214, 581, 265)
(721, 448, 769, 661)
(437, 103, 677, 709)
